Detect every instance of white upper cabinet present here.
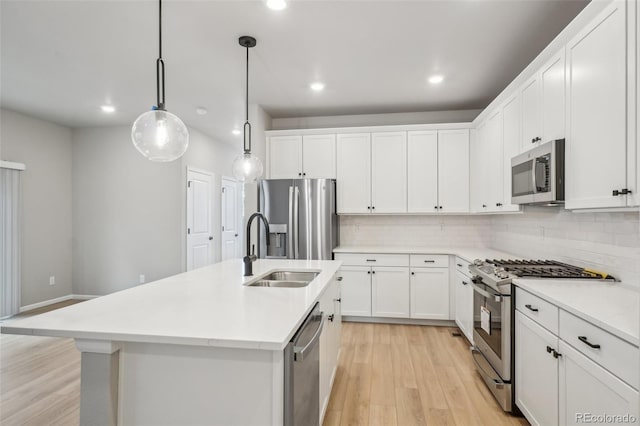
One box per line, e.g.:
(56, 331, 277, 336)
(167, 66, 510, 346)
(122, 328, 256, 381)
(407, 131, 439, 213)
(470, 123, 490, 213)
(521, 75, 541, 150)
(501, 93, 523, 212)
(566, 0, 635, 209)
(438, 130, 470, 213)
(337, 133, 371, 214)
(268, 134, 336, 179)
(268, 135, 302, 179)
(485, 110, 504, 211)
(302, 134, 336, 179)
(540, 49, 566, 143)
(371, 132, 407, 213)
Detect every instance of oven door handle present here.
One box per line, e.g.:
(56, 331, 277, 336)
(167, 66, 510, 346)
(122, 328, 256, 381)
(471, 282, 502, 302)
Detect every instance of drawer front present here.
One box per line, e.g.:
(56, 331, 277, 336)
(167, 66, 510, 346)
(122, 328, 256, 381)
(515, 288, 559, 335)
(455, 257, 471, 277)
(559, 310, 639, 389)
(334, 253, 409, 267)
(409, 254, 448, 268)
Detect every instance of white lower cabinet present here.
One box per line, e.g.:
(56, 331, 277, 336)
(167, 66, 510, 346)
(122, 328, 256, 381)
(516, 311, 559, 426)
(410, 267, 449, 320)
(454, 270, 473, 343)
(515, 287, 639, 426)
(339, 266, 371, 316)
(319, 275, 342, 424)
(372, 267, 410, 318)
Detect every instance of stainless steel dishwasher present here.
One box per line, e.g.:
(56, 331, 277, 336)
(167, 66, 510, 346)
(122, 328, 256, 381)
(284, 302, 324, 426)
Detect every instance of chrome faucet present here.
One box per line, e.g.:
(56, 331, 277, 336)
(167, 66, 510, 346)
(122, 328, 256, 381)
(244, 212, 270, 276)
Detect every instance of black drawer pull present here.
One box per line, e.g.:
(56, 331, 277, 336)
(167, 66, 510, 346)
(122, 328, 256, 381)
(552, 350, 562, 359)
(366, 259, 376, 262)
(546, 345, 553, 354)
(462, 281, 468, 285)
(578, 336, 600, 349)
(424, 260, 435, 263)
(456, 263, 463, 267)
(525, 304, 538, 312)
(336, 276, 343, 281)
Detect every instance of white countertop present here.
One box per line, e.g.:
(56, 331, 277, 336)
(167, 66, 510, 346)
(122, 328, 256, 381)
(334, 246, 520, 263)
(1, 259, 342, 351)
(514, 279, 639, 347)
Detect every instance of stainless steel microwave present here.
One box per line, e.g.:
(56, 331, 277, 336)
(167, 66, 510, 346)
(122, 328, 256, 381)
(511, 139, 565, 205)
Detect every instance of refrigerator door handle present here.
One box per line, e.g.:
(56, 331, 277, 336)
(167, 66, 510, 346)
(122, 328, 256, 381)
(294, 186, 300, 259)
(288, 186, 294, 259)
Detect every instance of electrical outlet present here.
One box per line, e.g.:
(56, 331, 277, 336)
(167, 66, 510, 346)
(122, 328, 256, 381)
(49, 276, 55, 286)
(139, 274, 145, 284)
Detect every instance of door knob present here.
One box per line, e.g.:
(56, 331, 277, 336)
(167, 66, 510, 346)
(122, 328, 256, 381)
(209, 236, 213, 241)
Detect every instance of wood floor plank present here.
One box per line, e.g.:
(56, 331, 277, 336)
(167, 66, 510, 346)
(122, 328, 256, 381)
(370, 343, 395, 406)
(369, 404, 397, 426)
(395, 387, 427, 426)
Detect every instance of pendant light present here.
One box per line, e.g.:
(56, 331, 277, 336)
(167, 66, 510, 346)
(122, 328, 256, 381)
(232, 36, 263, 183)
(131, 0, 189, 162)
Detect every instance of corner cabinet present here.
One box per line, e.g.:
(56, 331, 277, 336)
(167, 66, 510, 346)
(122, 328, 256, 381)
(515, 287, 639, 426)
(566, 0, 638, 209)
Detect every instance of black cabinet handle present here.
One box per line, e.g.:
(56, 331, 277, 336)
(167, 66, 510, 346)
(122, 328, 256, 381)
(439, 206, 443, 209)
(424, 260, 435, 263)
(546, 345, 553, 354)
(457, 263, 463, 267)
(532, 136, 541, 143)
(366, 259, 376, 262)
(552, 350, 562, 359)
(367, 271, 371, 274)
(372, 270, 376, 274)
(462, 281, 468, 285)
(482, 204, 487, 208)
(613, 188, 633, 196)
(578, 336, 601, 349)
(367, 206, 371, 209)
(303, 173, 306, 176)
(298, 173, 302, 176)
(372, 206, 375, 210)
(411, 272, 415, 275)
(525, 304, 539, 312)
(336, 277, 343, 281)
(434, 206, 438, 210)
(334, 298, 341, 303)
(328, 314, 334, 322)
(496, 203, 502, 207)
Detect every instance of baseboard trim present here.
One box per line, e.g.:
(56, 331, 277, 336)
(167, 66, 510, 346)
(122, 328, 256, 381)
(342, 316, 456, 327)
(19, 294, 99, 313)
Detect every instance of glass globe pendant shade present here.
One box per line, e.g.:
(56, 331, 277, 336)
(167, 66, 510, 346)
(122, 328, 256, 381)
(131, 109, 189, 162)
(232, 152, 263, 183)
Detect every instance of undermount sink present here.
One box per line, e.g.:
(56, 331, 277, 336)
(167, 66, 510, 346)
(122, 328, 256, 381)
(246, 270, 320, 288)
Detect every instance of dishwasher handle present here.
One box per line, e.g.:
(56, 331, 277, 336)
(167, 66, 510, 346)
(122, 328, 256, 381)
(294, 313, 324, 362)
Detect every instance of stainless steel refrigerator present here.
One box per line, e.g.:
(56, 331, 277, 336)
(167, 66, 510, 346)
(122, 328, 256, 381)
(258, 179, 338, 260)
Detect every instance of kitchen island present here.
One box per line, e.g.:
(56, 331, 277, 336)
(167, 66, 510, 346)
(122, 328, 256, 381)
(1, 259, 343, 426)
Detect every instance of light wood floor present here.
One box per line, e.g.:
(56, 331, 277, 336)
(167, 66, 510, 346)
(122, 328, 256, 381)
(1, 310, 528, 426)
(323, 323, 528, 426)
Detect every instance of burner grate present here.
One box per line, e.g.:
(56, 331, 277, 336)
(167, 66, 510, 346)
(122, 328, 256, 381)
(485, 259, 612, 280)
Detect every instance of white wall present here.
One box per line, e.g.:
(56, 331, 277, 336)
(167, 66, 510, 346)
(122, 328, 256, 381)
(491, 207, 640, 286)
(271, 110, 481, 130)
(339, 215, 493, 248)
(72, 125, 238, 296)
(0, 108, 73, 306)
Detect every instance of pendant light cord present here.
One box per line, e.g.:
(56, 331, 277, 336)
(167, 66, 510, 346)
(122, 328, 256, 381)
(156, 0, 166, 110)
(243, 42, 252, 154)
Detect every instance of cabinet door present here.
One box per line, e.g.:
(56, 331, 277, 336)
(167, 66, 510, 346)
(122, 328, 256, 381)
(521, 75, 541, 150)
(318, 282, 334, 421)
(558, 340, 639, 426)
(268, 135, 302, 179)
(540, 49, 566, 142)
(501, 93, 522, 212)
(515, 311, 559, 426)
(469, 126, 489, 212)
(407, 131, 439, 213)
(454, 271, 473, 343)
(339, 266, 371, 316)
(371, 267, 410, 318)
(566, 1, 628, 209)
(410, 268, 449, 320)
(485, 111, 504, 211)
(302, 134, 336, 179)
(337, 133, 371, 214)
(371, 132, 407, 213)
(438, 129, 470, 213)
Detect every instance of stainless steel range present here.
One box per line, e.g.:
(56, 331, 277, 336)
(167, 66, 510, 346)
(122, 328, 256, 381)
(468, 259, 616, 413)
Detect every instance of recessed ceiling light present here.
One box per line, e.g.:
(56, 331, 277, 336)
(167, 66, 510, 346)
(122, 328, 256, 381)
(266, 0, 287, 10)
(196, 107, 208, 115)
(428, 75, 444, 84)
(100, 105, 116, 113)
(232, 129, 242, 136)
(310, 82, 325, 92)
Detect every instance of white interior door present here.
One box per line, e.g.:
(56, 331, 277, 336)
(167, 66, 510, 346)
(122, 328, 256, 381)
(187, 168, 213, 271)
(221, 177, 241, 261)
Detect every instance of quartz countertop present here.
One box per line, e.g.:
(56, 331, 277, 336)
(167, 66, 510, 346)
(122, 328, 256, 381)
(1, 259, 342, 351)
(333, 246, 520, 263)
(514, 278, 639, 346)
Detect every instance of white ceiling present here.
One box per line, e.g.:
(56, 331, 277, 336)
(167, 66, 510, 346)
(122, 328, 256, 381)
(0, 0, 589, 145)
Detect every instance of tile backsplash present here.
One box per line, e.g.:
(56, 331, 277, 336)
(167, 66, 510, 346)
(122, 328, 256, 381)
(339, 208, 639, 286)
(490, 207, 640, 286)
(339, 215, 493, 248)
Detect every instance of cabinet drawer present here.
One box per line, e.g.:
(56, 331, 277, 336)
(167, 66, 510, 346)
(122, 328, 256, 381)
(516, 288, 559, 334)
(455, 257, 471, 276)
(410, 254, 448, 268)
(559, 310, 639, 389)
(334, 253, 409, 267)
